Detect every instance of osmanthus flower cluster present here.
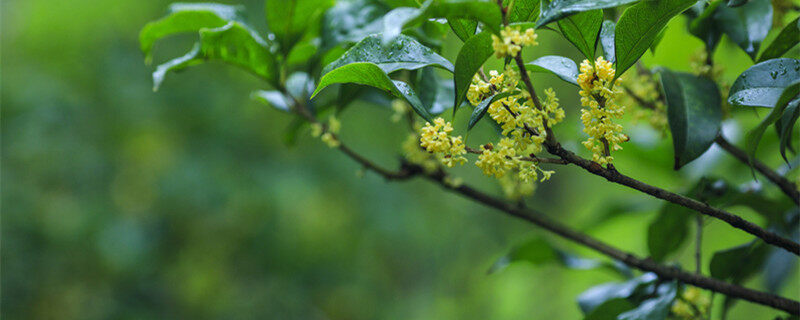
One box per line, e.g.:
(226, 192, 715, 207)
(311, 115, 341, 148)
(620, 71, 668, 134)
(419, 118, 468, 168)
(577, 57, 628, 166)
(491, 26, 538, 58)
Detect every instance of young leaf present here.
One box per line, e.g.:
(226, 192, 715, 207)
(537, 0, 640, 27)
(658, 69, 722, 169)
(322, 34, 454, 75)
(728, 58, 800, 108)
(151, 22, 278, 90)
(599, 20, 616, 62)
(312, 62, 433, 121)
(265, 0, 332, 50)
(615, 0, 696, 79)
(453, 31, 494, 115)
(251, 90, 291, 112)
(557, 9, 603, 60)
(713, 0, 772, 60)
(468, 92, 516, 130)
(744, 80, 800, 166)
(139, 3, 241, 62)
(758, 17, 800, 62)
(524, 55, 580, 85)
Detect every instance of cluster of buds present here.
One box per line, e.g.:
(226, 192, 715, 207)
(311, 115, 342, 148)
(577, 57, 628, 166)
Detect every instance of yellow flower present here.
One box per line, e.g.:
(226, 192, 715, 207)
(491, 26, 538, 58)
(578, 57, 627, 166)
(419, 117, 467, 167)
(402, 133, 438, 173)
(321, 132, 340, 148)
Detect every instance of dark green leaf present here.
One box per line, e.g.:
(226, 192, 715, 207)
(524, 55, 580, 85)
(251, 90, 291, 112)
(139, 3, 241, 62)
(688, 1, 723, 52)
(764, 244, 798, 293)
(649, 27, 667, 54)
(584, 298, 636, 320)
(658, 69, 722, 169)
(453, 31, 494, 115)
(709, 241, 769, 282)
(727, 0, 749, 7)
(537, 0, 640, 27)
(468, 92, 516, 130)
(312, 62, 432, 121)
(713, 0, 772, 60)
(322, 34, 454, 75)
(449, 18, 479, 41)
(729, 58, 800, 108)
(615, 0, 696, 80)
(745, 80, 800, 166)
(647, 202, 692, 261)
(775, 100, 800, 162)
(266, 0, 332, 50)
(151, 22, 278, 90)
(758, 17, 800, 62)
(557, 9, 603, 60)
(285, 72, 316, 101)
(382, 0, 504, 43)
(506, 0, 541, 23)
(599, 20, 616, 62)
(578, 273, 658, 314)
(321, 0, 389, 48)
(617, 281, 677, 320)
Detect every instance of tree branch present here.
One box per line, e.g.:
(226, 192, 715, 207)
(714, 135, 800, 205)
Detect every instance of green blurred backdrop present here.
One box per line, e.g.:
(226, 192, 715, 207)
(2, 0, 797, 319)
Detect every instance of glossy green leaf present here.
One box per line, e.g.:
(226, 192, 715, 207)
(381, 0, 504, 44)
(617, 281, 677, 320)
(251, 90, 291, 112)
(266, 0, 332, 50)
(688, 1, 723, 52)
(537, 0, 640, 27)
(584, 298, 636, 320)
(615, 0, 696, 79)
(578, 273, 658, 314)
(599, 20, 615, 62)
(449, 18, 479, 41)
(151, 22, 278, 90)
(647, 202, 692, 262)
(659, 69, 722, 169)
(321, 0, 390, 48)
(285, 72, 316, 101)
(468, 92, 516, 130)
(649, 27, 667, 54)
(775, 100, 800, 162)
(524, 55, 579, 85)
(322, 34, 454, 75)
(557, 10, 603, 60)
(745, 80, 800, 166)
(758, 17, 800, 62)
(139, 3, 241, 62)
(713, 0, 772, 60)
(453, 31, 494, 115)
(312, 62, 432, 121)
(505, 0, 541, 23)
(728, 58, 800, 108)
(710, 241, 769, 282)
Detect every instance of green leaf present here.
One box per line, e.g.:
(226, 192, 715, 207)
(266, 0, 332, 50)
(775, 100, 800, 162)
(557, 9, 603, 60)
(489, 237, 630, 277)
(524, 55, 579, 85)
(709, 241, 769, 282)
(578, 273, 658, 314)
(151, 22, 278, 90)
(615, 0, 696, 80)
(322, 34, 454, 75)
(745, 80, 800, 166)
(728, 58, 800, 108)
(468, 92, 516, 130)
(505, 0, 541, 23)
(449, 18, 479, 41)
(251, 90, 291, 112)
(658, 69, 722, 169)
(312, 62, 433, 121)
(537, 0, 640, 27)
(285, 72, 316, 102)
(758, 17, 800, 62)
(713, 0, 772, 60)
(647, 202, 692, 262)
(453, 31, 494, 115)
(688, 1, 723, 52)
(139, 3, 241, 62)
(726, 0, 749, 7)
(416, 0, 503, 35)
(321, 0, 390, 48)
(649, 27, 667, 54)
(617, 281, 677, 320)
(599, 20, 616, 62)
(584, 298, 636, 320)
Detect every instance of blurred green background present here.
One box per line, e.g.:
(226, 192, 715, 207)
(2, 0, 797, 319)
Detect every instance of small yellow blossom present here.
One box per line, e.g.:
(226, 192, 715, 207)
(619, 71, 668, 134)
(402, 134, 438, 173)
(419, 117, 467, 167)
(321, 132, 340, 148)
(578, 57, 627, 166)
(328, 115, 341, 134)
(499, 174, 536, 200)
(443, 176, 464, 188)
(671, 286, 710, 319)
(491, 26, 538, 58)
(310, 123, 323, 137)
